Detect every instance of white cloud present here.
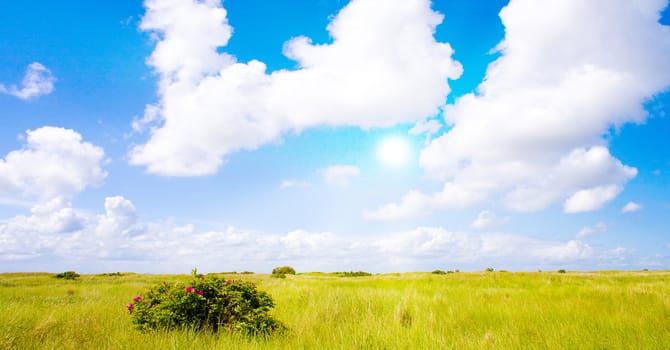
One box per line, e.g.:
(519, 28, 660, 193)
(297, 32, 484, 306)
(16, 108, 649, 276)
(621, 201, 643, 213)
(279, 180, 312, 189)
(0, 194, 633, 272)
(471, 210, 509, 229)
(564, 185, 623, 214)
(96, 196, 138, 237)
(371, 0, 669, 218)
(409, 119, 442, 144)
(0, 127, 106, 203)
(319, 165, 360, 187)
(0, 62, 55, 100)
(576, 222, 607, 238)
(364, 181, 490, 220)
(130, 0, 462, 176)
(3, 197, 85, 235)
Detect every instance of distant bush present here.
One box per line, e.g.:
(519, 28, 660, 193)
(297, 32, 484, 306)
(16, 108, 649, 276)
(55, 271, 80, 280)
(128, 271, 285, 337)
(271, 266, 296, 278)
(432, 270, 446, 275)
(339, 271, 372, 277)
(240, 271, 255, 275)
(557, 269, 566, 274)
(99, 272, 123, 277)
(485, 267, 494, 272)
(272, 266, 296, 276)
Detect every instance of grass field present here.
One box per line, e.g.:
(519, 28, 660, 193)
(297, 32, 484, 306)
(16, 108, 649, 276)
(1, 270, 669, 349)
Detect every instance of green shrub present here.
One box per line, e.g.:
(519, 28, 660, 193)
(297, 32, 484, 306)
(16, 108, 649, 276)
(127, 272, 285, 337)
(99, 272, 123, 277)
(340, 271, 372, 277)
(431, 270, 446, 275)
(272, 266, 296, 276)
(55, 271, 80, 280)
(485, 267, 494, 272)
(557, 269, 567, 274)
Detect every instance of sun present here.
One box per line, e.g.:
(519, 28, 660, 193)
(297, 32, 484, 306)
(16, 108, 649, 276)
(377, 136, 411, 167)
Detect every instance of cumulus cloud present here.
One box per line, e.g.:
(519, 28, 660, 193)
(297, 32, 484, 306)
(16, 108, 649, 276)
(96, 196, 138, 237)
(130, 0, 462, 176)
(0, 62, 55, 100)
(319, 165, 360, 187)
(471, 210, 509, 229)
(369, 0, 670, 219)
(621, 201, 643, 213)
(0, 194, 620, 273)
(0, 127, 106, 203)
(576, 222, 607, 238)
(2, 197, 85, 235)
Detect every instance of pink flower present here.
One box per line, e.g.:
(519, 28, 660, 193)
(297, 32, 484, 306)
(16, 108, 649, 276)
(186, 286, 194, 293)
(133, 294, 141, 302)
(226, 280, 232, 286)
(195, 290, 204, 296)
(127, 303, 134, 312)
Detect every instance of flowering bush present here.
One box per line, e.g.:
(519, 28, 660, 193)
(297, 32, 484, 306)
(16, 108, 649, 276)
(127, 271, 285, 336)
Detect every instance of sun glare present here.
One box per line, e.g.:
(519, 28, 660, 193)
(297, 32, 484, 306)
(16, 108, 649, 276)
(377, 136, 411, 167)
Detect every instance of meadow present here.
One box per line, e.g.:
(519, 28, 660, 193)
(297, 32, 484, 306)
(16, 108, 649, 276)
(1, 270, 669, 349)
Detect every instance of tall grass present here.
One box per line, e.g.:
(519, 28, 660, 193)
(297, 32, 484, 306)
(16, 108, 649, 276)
(1, 271, 669, 349)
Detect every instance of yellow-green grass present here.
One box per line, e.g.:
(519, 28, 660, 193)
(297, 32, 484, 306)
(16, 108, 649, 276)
(1, 271, 669, 349)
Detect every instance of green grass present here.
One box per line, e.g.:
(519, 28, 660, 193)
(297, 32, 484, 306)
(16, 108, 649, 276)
(1, 271, 669, 349)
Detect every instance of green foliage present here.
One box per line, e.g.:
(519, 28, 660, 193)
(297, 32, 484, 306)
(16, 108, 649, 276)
(128, 272, 285, 337)
(432, 270, 446, 275)
(98, 272, 123, 277)
(54, 271, 80, 280)
(272, 266, 296, 276)
(339, 271, 372, 277)
(557, 269, 567, 274)
(485, 267, 494, 272)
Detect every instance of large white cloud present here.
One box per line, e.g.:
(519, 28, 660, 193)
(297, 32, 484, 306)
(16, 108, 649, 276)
(0, 62, 55, 100)
(0, 127, 106, 203)
(368, 0, 670, 219)
(130, 0, 462, 176)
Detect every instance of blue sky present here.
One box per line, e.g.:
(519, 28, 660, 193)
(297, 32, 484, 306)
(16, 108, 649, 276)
(1, 0, 669, 273)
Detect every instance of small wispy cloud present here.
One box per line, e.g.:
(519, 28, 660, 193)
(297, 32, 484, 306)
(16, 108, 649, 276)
(0, 62, 55, 100)
(621, 201, 643, 213)
(319, 165, 360, 187)
(471, 210, 509, 229)
(576, 222, 607, 238)
(279, 180, 312, 189)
